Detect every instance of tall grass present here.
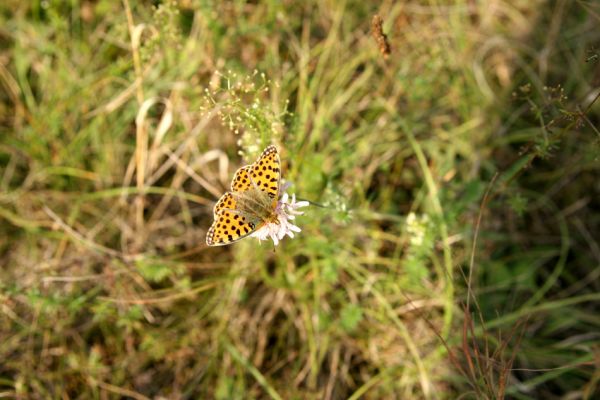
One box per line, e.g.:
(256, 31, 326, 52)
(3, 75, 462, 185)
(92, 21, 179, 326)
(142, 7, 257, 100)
(1, 1, 599, 398)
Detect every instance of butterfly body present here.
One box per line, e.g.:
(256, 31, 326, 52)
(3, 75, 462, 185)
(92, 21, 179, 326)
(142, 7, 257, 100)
(233, 188, 279, 225)
(206, 146, 281, 246)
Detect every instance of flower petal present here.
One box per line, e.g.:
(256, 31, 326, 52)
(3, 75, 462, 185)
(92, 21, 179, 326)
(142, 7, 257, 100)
(248, 189, 309, 246)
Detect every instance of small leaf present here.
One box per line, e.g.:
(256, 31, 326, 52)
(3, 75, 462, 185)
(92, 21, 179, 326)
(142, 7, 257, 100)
(340, 304, 363, 333)
(508, 193, 528, 217)
(322, 261, 339, 284)
(137, 258, 172, 283)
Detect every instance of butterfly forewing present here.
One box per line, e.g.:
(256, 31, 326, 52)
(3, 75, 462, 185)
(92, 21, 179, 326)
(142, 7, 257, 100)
(230, 146, 280, 198)
(248, 145, 281, 199)
(231, 166, 253, 192)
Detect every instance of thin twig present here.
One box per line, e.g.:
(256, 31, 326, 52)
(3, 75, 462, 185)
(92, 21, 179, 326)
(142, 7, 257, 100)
(43, 206, 130, 260)
(123, 0, 148, 242)
(467, 172, 498, 310)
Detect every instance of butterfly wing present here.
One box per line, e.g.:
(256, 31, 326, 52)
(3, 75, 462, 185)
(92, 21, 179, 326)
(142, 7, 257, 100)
(230, 146, 280, 198)
(206, 209, 259, 246)
(230, 166, 253, 192)
(213, 192, 235, 217)
(247, 145, 281, 199)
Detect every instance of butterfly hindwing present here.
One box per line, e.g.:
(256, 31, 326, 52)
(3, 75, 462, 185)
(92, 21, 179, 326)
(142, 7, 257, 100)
(248, 145, 281, 199)
(206, 209, 259, 246)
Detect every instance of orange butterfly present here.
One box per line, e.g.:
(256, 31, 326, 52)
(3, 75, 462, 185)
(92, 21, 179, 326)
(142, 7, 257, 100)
(206, 146, 282, 246)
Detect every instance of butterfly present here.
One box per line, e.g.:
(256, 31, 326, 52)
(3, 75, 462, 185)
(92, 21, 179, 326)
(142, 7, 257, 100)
(206, 145, 281, 246)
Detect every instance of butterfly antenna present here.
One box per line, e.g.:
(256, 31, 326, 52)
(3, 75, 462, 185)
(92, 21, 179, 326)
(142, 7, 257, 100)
(297, 198, 328, 208)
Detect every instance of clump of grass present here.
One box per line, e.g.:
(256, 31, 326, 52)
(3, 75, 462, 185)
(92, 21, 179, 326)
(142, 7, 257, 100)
(455, 1, 600, 398)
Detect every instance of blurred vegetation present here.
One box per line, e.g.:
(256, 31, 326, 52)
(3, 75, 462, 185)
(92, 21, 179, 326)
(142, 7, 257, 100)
(1, 0, 599, 399)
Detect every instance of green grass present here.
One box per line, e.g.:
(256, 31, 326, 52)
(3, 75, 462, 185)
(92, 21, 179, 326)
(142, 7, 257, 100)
(1, 0, 599, 398)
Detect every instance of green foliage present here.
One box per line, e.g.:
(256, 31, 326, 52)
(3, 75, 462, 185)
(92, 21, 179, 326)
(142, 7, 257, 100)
(1, 0, 599, 399)
(142, 0, 183, 62)
(136, 257, 175, 283)
(201, 70, 288, 157)
(340, 304, 363, 333)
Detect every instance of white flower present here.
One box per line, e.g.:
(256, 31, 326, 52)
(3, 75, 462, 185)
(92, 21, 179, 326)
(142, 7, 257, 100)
(251, 191, 309, 246)
(405, 212, 430, 247)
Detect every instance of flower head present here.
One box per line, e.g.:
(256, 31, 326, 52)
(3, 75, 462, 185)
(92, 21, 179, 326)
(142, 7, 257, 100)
(251, 191, 309, 246)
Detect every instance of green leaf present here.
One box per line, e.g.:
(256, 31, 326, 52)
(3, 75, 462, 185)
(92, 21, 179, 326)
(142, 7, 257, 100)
(340, 304, 363, 333)
(136, 258, 173, 283)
